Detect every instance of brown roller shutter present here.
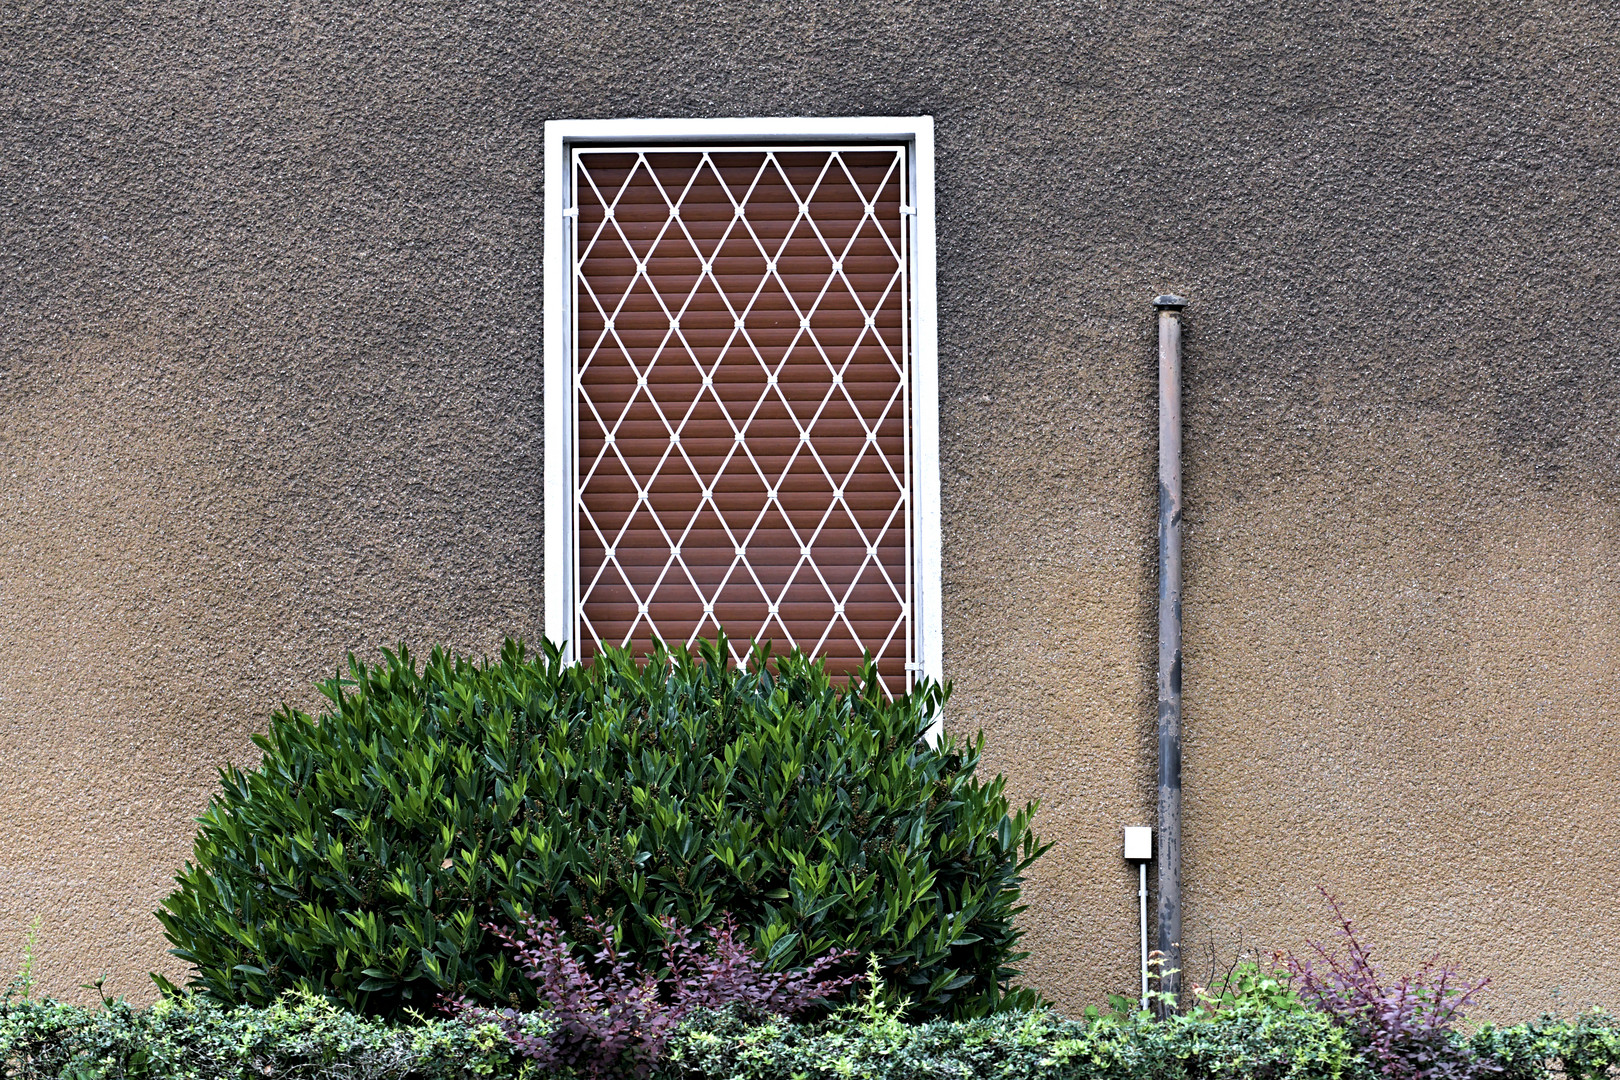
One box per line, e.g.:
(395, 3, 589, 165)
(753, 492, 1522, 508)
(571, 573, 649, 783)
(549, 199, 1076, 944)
(570, 145, 913, 693)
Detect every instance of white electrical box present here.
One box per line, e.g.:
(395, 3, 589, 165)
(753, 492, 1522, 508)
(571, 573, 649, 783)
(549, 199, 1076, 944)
(1123, 826, 1153, 861)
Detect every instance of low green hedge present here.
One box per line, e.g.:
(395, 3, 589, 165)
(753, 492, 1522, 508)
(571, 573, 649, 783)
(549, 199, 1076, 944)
(666, 1005, 1620, 1080)
(2, 992, 1616, 1080)
(0, 991, 518, 1080)
(663, 1001, 1366, 1080)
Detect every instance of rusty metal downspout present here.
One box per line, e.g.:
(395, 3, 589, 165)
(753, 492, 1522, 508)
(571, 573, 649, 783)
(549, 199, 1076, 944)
(1154, 295, 1186, 1014)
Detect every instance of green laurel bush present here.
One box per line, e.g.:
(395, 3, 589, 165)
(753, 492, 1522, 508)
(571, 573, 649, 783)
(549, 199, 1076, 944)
(157, 638, 1049, 1021)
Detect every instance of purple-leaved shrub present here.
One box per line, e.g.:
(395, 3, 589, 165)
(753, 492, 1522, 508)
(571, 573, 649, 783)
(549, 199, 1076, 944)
(1282, 891, 1495, 1080)
(446, 913, 861, 1077)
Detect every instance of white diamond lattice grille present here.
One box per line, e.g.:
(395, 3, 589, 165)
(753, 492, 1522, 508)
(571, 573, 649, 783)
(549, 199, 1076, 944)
(571, 145, 913, 694)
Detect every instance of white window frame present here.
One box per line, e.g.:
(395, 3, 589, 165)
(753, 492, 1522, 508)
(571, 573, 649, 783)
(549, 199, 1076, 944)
(542, 116, 942, 696)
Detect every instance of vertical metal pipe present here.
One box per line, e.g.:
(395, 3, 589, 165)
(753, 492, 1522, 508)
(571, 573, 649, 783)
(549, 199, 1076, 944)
(1154, 294, 1185, 1014)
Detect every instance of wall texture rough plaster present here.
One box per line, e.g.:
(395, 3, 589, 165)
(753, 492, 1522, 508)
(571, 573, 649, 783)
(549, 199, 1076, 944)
(2, 0, 1617, 1019)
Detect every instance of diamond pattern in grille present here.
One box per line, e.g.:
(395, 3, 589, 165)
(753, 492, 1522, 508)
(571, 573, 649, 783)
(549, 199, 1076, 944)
(571, 146, 912, 694)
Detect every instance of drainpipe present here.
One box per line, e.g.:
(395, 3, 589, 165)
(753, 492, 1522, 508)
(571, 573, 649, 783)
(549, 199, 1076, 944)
(1154, 294, 1186, 1014)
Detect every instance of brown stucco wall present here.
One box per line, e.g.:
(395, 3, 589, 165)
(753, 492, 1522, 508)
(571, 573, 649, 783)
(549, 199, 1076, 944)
(3, 0, 1617, 1019)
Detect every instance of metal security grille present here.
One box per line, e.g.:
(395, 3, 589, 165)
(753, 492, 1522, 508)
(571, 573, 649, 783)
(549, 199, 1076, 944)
(569, 145, 913, 693)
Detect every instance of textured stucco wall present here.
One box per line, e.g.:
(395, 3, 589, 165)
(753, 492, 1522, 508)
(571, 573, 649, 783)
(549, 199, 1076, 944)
(3, 0, 1617, 1019)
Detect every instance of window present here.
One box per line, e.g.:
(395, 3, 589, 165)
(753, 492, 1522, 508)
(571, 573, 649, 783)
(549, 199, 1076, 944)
(543, 117, 939, 697)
